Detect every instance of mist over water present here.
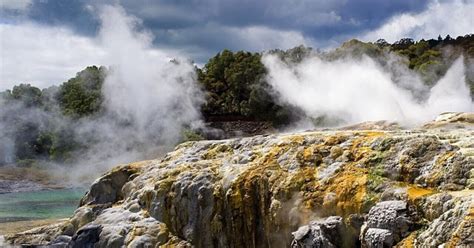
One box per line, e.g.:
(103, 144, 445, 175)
(262, 53, 473, 127)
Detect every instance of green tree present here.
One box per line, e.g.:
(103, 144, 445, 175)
(10, 84, 43, 107)
(56, 66, 106, 117)
(198, 50, 266, 117)
(269, 45, 314, 63)
(198, 49, 302, 124)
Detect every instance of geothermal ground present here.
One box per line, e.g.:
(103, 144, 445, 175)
(5, 112, 474, 247)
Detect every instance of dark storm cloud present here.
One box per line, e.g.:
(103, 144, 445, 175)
(17, 0, 98, 35)
(116, 0, 429, 42)
(120, 0, 430, 60)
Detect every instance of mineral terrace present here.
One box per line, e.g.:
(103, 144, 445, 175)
(6, 112, 474, 247)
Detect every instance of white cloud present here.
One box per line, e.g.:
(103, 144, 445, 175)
(0, 19, 314, 90)
(162, 23, 314, 54)
(0, 0, 32, 11)
(229, 25, 314, 51)
(360, 0, 474, 42)
(0, 22, 105, 90)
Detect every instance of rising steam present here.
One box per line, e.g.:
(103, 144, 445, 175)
(0, 5, 204, 185)
(100, 5, 203, 143)
(262, 53, 473, 127)
(64, 5, 204, 181)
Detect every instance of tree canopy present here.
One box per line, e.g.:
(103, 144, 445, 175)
(56, 66, 106, 117)
(197, 49, 298, 124)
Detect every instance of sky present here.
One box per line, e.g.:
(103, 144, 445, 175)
(0, 0, 473, 90)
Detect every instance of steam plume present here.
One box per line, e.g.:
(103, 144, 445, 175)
(262, 54, 473, 126)
(66, 5, 204, 180)
(0, 5, 204, 185)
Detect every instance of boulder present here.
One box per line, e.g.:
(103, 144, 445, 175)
(68, 224, 101, 248)
(360, 201, 412, 247)
(291, 216, 346, 248)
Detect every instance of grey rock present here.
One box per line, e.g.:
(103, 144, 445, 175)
(360, 201, 411, 247)
(48, 235, 72, 248)
(62, 206, 95, 236)
(416, 195, 473, 247)
(419, 193, 454, 221)
(363, 228, 393, 248)
(68, 224, 102, 248)
(291, 216, 345, 248)
(80, 164, 142, 206)
(52, 235, 71, 244)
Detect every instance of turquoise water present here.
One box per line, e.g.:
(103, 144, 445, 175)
(0, 188, 85, 223)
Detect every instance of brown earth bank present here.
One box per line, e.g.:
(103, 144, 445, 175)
(0, 166, 66, 194)
(0, 218, 66, 236)
(204, 120, 276, 139)
(5, 112, 474, 248)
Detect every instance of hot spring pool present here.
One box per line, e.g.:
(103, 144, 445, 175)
(0, 188, 85, 223)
